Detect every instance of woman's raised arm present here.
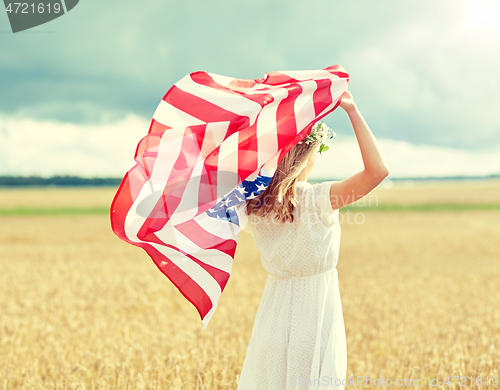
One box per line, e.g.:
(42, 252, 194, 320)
(328, 90, 389, 210)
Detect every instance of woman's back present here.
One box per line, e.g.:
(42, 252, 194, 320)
(241, 180, 341, 278)
(236, 180, 347, 390)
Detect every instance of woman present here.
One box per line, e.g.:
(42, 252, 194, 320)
(236, 90, 389, 390)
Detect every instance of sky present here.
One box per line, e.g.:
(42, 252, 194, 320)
(1, 0, 499, 179)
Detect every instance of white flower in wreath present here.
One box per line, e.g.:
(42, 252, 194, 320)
(297, 122, 336, 154)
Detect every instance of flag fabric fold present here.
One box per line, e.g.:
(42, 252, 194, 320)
(110, 64, 349, 329)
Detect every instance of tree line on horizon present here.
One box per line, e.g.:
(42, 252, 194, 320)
(0, 176, 122, 187)
(0, 174, 498, 187)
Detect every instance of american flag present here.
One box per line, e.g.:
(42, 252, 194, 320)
(110, 65, 349, 328)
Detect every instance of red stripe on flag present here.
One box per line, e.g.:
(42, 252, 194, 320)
(197, 166, 219, 213)
(313, 79, 333, 117)
(110, 171, 134, 243)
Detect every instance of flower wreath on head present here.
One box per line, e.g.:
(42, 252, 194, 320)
(298, 121, 336, 154)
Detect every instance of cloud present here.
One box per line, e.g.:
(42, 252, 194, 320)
(332, 0, 500, 150)
(310, 135, 500, 180)
(0, 113, 148, 177)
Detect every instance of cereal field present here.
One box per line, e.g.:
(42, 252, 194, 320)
(0, 180, 499, 389)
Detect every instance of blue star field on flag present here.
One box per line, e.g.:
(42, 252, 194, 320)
(205, 174, 273, 225)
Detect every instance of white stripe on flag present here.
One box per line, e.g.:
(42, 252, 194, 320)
(168, 154, 204, 225)
(293, 80, 318, 133)
(279, 69, 339, 81)
(200, 121, 230, 158)
(262, 151, 280, 179)
(255, 103, 280, 168)
(216, 132, 239, 198)
(195, 249, 234, 274)
(254, 87, 289, 168)
(149, 130, 186, 186)
(202, 304, 217, 329)
(194, 211, 241, 240)
(208, 73, 236, 88)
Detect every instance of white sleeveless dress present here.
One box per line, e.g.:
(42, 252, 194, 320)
(235, 180, 347, 390)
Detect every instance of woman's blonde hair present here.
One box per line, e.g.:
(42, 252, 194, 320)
(245, 141, 319, 223)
